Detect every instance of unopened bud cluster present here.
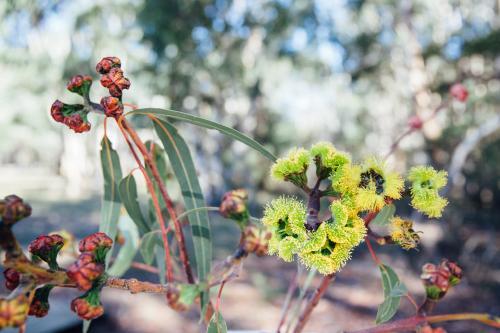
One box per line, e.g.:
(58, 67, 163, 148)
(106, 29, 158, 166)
(220, 189, 249, 225)
(421, 259, 462, 300)
(0, 194, 32, 226)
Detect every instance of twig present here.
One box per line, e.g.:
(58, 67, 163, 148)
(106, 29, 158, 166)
(292, 273, 336, 333)
(105, 277, 170, 294)
(348, 312, 500, 333)
(276, 267, 301, 333)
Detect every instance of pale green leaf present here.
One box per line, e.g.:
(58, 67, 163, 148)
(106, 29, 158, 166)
(371, 204, 396, 227)
(375, 264, 405, 324)
(108, 215, 140, 277)
(119, 173, 150, 235)
(207, 312, 227, 333)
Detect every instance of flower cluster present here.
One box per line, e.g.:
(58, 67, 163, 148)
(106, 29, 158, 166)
(0, 295, 29, 329)
(0, 194, 32, 226)
(421, 259, 462, 300)
(96, 56, 129, 118)
(408, 166, 448, 218)
(264, 142, 449, 274)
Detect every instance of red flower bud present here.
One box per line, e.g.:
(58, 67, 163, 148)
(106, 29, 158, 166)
(71, 297, 104, 320)
(0, 295, 29, 329)
(0, 195, 32, 225)
(408, 115, 423, 130)
(100, 96, 124, 118)
(66, 253, 104, 291)
(3, 269, 20, 291)
(63, 114, 91, 133)
(100, 67, 130, 97)
(96, 56, 121, 74)
(219, 189, 249, 222)
(79, 232, 113, 252)
(450, 83, 468, 102)
(67, 75, 93, 96)
(50, 100, 65, 123)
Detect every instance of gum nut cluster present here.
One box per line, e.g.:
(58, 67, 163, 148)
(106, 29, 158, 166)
(97, 56, 129, 118)
(0, 194, 32, 225)
(28, 286, 53, 318)
(264, 142, 449, 275)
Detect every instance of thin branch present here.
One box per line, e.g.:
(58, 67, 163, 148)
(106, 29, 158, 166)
(348, 312, 500, 333)
(292, 273, 336, 333)
(105, 277, 169, 294)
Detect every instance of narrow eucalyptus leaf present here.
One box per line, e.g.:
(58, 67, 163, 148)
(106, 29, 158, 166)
(371, 204, 396, 227)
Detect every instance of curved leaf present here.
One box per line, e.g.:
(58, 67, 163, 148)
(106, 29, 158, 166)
(119, 173, 151, 235)
(108, 215, 140, 277)
(376, 264, 405, 324)
(100, 136, 123, 266)
(152, 118, 212, 306)
(371, 204, 396, 227)
(128, 108, 277, 162)
(207, 312, 227, 333)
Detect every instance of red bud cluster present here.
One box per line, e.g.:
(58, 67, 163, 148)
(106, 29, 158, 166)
(0, 194, 32, 225)
(3, 268, 20, 290)
(99, 67, 130, 97)
(67, 75, 93, 97)
(242, 225, 271, 257)
(28, 234, 64, 264)
(66, 253, 105, 291)
(421, 259, 462, 300)
(71, 296, 104, 320)
(100, 96, 124, 118)
(96, 56, 121, 74)
(50, 100, 91, 133)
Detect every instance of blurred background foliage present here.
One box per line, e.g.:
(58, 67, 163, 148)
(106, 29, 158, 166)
(0, 0, 499, 332)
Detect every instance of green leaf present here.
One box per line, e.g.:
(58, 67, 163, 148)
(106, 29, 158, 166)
(107, 215, 140, 277)
(129, 108, 277, 162)
(207, 312, 227, 333)
(376, 264, 405, 324)
(100, 136, 123, 267)
(140, 231, 162, 265)
(178, 284, 201, 307)
(152, 119, 212, 284)
(371, 204, 396, 227)
(119, 173, 151, 235)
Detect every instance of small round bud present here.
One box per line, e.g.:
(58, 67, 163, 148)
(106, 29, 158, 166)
(96, 56, 121, 74)
(450, 83, 468, 102)
(67, 75, 93, 97)
(50, 100, 65, 123)
(28, 299, 49, 318)
(219, 189, 249, 223)
(71, 296, 104, 320)
(100, 67, 130, 97)
(100, 96, 124, 118)
(3, 269, 20, 291)
(66, 253, 105, 291)
(421, 259, 462, 300)
(242, 225, 271, 257)
(0, 295, 29, 329)
(0, 195, 32, 225)
(408, 115, 423, 130)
